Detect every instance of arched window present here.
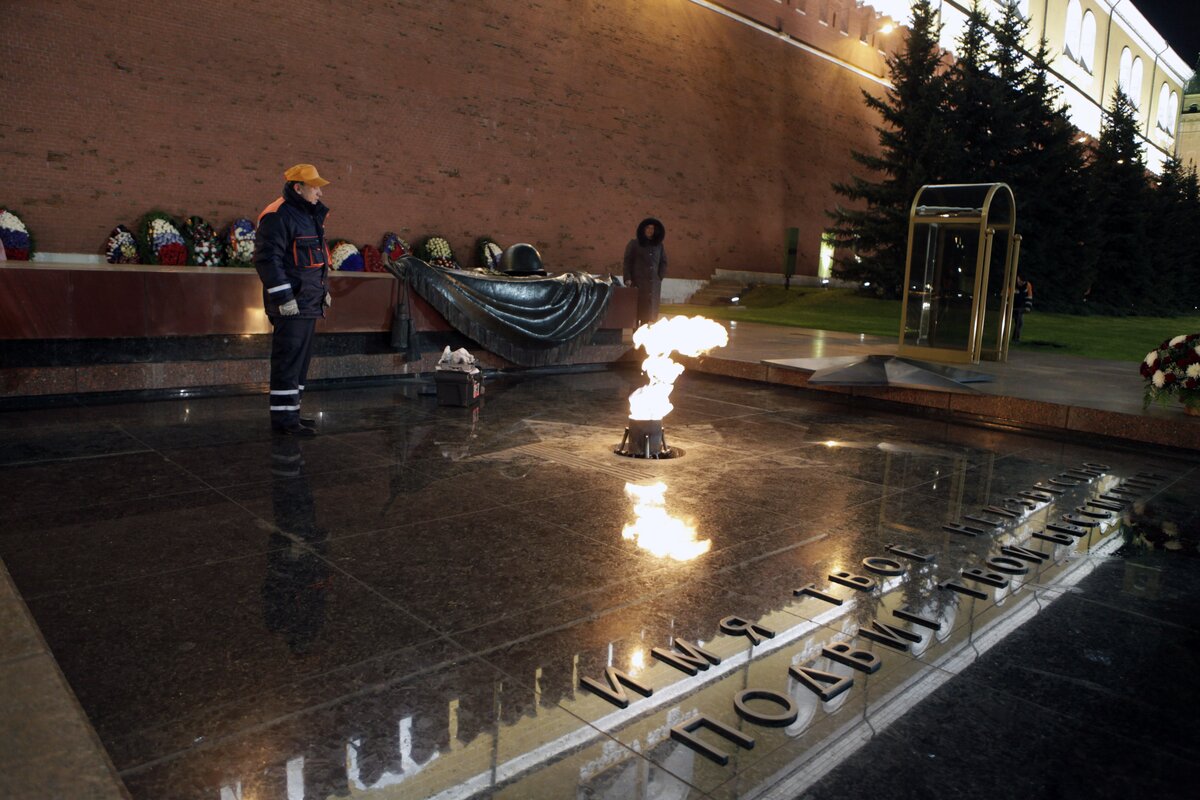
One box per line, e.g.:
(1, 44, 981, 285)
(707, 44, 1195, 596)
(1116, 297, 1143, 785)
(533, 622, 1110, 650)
(1157, 87, 1180, 134)
(1130, 56, 1144, 106)
(1063, 0, 1083, 60)
(1118, 47, 1133, 96)
(1079, 11, 1096, 72)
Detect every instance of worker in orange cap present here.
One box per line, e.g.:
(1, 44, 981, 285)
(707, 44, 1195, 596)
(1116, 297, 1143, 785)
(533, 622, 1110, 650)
(254, 164, 332, 436)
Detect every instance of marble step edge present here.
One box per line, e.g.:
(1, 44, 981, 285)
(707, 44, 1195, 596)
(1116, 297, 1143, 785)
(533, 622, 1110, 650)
(0, 557, 130, 799)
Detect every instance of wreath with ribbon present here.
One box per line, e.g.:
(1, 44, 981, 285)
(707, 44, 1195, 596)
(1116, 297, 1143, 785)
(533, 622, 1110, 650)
(361, 244, 385, 273)
(329, 239, 365, 271)
(138, 211, 188, 265)
(420, 235, 459, 269)
(0, 207, 35, 261)
(225, 218, 256, 267)
(380, 232, 412, 267)
(477, 237, 503, 271)
(182, 216, 223, 267)
(104, 225, 140, 264)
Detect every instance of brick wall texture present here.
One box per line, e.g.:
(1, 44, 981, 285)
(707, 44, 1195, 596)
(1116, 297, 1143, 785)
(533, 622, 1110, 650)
(0, 0, 891, 281)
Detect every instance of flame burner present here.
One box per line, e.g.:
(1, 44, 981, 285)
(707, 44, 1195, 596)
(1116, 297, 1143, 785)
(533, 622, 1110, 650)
(615, 418, 684, 459)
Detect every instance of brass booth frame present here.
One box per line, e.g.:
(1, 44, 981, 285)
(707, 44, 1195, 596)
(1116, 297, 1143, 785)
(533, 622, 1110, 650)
(897, 183, 1023, 364)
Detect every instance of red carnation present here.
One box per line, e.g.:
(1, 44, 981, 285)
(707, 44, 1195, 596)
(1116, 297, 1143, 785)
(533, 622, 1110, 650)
(158, 243, 188, 265)
(361, 244, 385, 273)
(1186, 379, 1197, 390)
(1164, 372, 1177, 385)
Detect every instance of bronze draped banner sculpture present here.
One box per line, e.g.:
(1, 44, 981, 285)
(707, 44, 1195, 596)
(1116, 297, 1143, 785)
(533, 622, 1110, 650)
(389, 256, 614, 367)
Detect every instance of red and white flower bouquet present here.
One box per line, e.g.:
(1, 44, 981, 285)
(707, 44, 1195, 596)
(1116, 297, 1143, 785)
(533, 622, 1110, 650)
(1141, 334, 1200, 414)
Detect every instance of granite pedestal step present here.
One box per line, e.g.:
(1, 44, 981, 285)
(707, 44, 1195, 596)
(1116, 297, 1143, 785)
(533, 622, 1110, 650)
(678, 353, 1200, 452)
(0, 342, 633, 400)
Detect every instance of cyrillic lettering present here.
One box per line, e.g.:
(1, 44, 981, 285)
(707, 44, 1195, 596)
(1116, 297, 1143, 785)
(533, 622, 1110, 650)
(983, 505, 1021, 518)
(1001, 544, 1050, 563)
(885, 543, 935, 562)
(939, 580, 987, 600)
(862, 557, 905, 576)
(670, 715, 755, 765)
(789, 664, 854, 701)
(893, 605, 941, 630)
(985, 556, 1029, 575)
(794, 583, 843, 605)
(962, 568, 1010, 588)
(1007, 495, 1038, 509)
(1074, 506, 1111, 520)
(822, 641, 881, 673)
(720, 615, 775, 645)
(859, 619, 920, 651)
(829, 571, 877, 592)
(1047, 521, 1087, 537)
(651, 639, 721, 676)
(1033, 530, 1074, 546)
(733, 689, 798, 727)
(580, 667, 653, 708)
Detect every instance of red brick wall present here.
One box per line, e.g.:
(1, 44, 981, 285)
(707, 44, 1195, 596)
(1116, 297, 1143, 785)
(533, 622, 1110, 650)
(0, 0, 891, 280)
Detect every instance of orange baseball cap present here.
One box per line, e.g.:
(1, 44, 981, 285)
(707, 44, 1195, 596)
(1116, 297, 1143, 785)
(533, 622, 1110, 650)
(283, 164, 330, 187)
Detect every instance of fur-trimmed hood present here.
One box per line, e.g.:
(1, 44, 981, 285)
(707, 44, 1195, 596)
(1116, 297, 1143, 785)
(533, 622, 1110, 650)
(635, 217, 665, 247)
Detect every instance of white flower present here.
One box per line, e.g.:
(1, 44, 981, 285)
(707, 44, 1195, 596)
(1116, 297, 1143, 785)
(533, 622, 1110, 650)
(0, 211, 28, 232)
(1152, 370, 1166, 388)
(483, 242, 502, 268)
(1195, 345, 1200, 358)
(1144, 351, 1158, 367)
(1187, 364, 1200, 379)
(1170, 335, 1187, 346)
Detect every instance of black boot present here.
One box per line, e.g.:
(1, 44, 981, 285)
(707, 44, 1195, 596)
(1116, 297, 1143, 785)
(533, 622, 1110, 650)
(272, 421, 318, 437)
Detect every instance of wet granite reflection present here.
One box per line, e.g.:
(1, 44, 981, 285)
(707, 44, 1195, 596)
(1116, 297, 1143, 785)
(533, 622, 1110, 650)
(1, 371, 1197, 799)
(263, 438, 331, 655)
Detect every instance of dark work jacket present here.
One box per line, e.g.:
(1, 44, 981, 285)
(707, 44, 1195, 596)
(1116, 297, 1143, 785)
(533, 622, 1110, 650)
(254, 183, 331, 319)
(623, 217, 667, 325)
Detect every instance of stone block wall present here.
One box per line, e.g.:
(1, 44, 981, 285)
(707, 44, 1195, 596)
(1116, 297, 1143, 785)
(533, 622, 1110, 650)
(0, 0, 892, 280)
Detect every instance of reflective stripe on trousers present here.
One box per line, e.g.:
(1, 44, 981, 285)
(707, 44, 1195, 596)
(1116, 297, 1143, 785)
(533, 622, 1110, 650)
(269, 317, 317, 423)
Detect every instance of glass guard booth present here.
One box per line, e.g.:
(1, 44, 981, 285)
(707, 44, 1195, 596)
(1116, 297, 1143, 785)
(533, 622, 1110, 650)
(898, 183, 1022, 364)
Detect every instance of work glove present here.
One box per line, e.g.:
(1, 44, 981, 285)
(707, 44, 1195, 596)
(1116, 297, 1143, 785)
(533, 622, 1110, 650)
(278, 299, 300, 316)
(324, 291, 332, 308)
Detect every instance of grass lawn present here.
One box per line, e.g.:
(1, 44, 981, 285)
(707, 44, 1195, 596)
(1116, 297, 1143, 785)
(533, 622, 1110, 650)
(663, 286, 1200, 363)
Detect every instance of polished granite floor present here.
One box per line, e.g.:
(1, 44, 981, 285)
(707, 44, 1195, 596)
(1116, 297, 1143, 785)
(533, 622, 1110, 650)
(1, 369, 1198, 799)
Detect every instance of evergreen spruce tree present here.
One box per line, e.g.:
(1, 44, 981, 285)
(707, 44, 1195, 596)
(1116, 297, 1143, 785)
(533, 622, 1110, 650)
(827, 0, 948, 297)
(1085, 89, 1150, 313)
(1151, 158, 1200, 313)
(1185, 164, 1200, 312)
(989, 1, 1091, 311)
(941, 2, 1005, 182)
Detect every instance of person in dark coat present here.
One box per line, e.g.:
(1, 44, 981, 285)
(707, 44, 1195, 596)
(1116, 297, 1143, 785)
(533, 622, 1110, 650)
(255, 164, 333, 435)
(623, 217, 668, 329)
(1012, 273, 1032, 342)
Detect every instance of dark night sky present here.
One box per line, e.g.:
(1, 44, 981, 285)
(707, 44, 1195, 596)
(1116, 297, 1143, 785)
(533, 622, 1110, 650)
(1134, 0, 1200, 71)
